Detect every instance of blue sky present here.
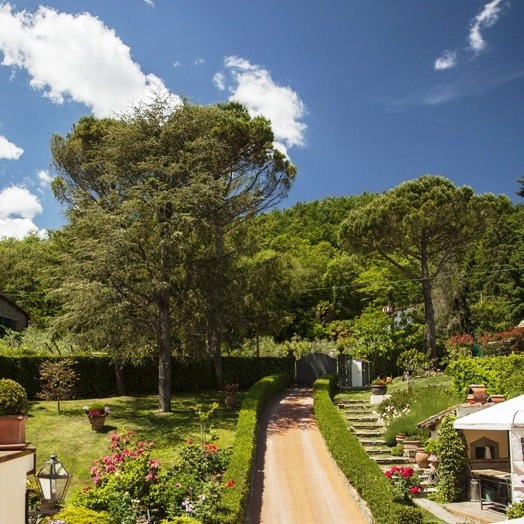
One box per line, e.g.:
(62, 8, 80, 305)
(0, 0, 523, 238)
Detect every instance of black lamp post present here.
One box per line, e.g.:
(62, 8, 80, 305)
(36, 454, 72, 510)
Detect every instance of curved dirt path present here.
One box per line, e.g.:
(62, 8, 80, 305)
(245, 388, 368, 524)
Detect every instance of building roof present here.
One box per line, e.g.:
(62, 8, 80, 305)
(0, 294, 30, 320)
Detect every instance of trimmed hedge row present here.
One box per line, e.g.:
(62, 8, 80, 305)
(313, 374, 424, 524)
(219, 373, 290, 524)
(0, 355, 293, 399)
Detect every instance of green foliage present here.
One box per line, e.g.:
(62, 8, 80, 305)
(396, 349, 432, 391)
(506, 499, 524, 519)
(383, 386, 460, 447)
(0, 355, 291, 399)
(191, 403, 219, 446)
(434, 414, 468, 502)
(37, 358, 78, 413)
(219, 373, 289, 523)
(384, 466, 423, 503)
(160, 518, 202, 524)
(44, 507, 111, 524)
(313, 375, 423, 524)
(0, 378, 28, 415)
(447, 354, 524, 399)
(73, 430, 230, 523)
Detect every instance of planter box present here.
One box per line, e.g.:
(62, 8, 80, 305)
(0, 416, 28, 450)
(371, 385, 387, 395)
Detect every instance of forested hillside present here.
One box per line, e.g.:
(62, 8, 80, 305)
(1, 101, 524, 389)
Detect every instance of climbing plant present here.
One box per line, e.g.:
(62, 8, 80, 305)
(434, 414, 468, 502)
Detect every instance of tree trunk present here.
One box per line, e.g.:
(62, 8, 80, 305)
(256, 330, 260, 358)
(421, 254, 437, 360)
(157, 294, 172, 412)
(208, 225, 225, 389)
(114, 359, 126, 396)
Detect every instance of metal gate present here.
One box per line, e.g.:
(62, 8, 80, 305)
(296, 353, 337, 386)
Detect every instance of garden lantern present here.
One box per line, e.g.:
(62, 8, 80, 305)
(36, 454, 72, 507)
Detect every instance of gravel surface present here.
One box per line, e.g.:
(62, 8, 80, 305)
(245, 388, 369, 524)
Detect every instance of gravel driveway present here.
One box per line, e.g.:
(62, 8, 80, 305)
(245, 388, 369, 524)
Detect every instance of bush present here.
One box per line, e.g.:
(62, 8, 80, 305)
(160, 518, 202, 524)
(434, 414, 468, 503)
(383, 386, 460, 447)
(0, 378, 28, 415)
(313, 375, 423, 524)
(447, 354, 524, 399)
(219, 373, 290, 524)
(506, 499, 524, 519)
(44, 506, 111, 523)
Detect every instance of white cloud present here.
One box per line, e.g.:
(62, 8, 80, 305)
(434, 51, 457, 71)
(213, 72, 225, 91)
(0, 3, 178, 117)
(194, 57, 206, 66)
(0, 185, 44, 239)
(173, 61, 182, 68)
(468, 0, 508, 53)
(217, 56, 307, 152)
(143, 0, 154, 6)
(37, 169, 53, 187)
(0, 134, 23, 159)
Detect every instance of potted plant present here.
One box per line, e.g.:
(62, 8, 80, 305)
(83, 402, 110, 431)
(371, 377, 387, 395)
(224, 383, 239, 408)
(0, 378, 29, 449)
(425, 438, 439, 469)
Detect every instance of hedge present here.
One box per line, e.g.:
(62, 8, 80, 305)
(313, 374, 423, 524)
(447, 354, 524, 399)
(219, 373, 290, 523)
(0, 355, 293, 399)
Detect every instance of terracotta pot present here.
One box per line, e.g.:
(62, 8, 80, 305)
(0, 415, 28, 449)
(88, 414, 107, 431)
(415, 448, 429, 469)
(396, 434, 407, 445)
(467, 384, 487, 404)
(225, 393, 236, 408)
(427, 453, 439, 469)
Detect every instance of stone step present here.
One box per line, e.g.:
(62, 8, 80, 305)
(359, 438, 387, 446)
(346, 415, 378, 423)
(363, 447, 391, 455)
(351, 422, 384, 432)
(374, 455, 410, 465)
(352, 429, 385, 438)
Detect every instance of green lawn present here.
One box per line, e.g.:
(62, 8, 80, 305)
(26, 392, 241, 496)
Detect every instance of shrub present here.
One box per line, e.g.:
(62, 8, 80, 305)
(219, 373, 289, 523)
(506, 499, 524, 519)
(160, 518, 202, 524)
(0, 378, 28, 415)
(434, 414, 468, 503)
(72, 429, 231, 523)
(43, 507, 111, 523)
(313, 375, 423, 524)
(447, 354, 524, 399)
(37, 358, 78, 413)
(383, 386, 460, 447)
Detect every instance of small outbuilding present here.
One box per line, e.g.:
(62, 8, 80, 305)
(454, 393, 524, 509)
(0, 294, 29, 335)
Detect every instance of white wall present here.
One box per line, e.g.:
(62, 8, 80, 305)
(0, 450, 35, 524)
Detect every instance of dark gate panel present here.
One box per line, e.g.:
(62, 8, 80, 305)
(296, 353, 337, 386)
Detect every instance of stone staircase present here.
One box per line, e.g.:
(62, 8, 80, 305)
(337, 397, 438, 493)
(338, 398, 409, 466)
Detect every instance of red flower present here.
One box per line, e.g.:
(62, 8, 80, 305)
(186, 438, 193, 445)
(226, 479, 235, 488)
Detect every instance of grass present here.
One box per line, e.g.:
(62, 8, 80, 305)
(26, 391, 241, 496)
